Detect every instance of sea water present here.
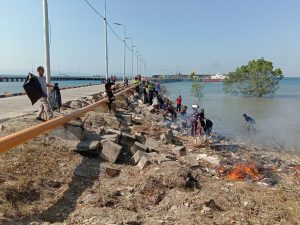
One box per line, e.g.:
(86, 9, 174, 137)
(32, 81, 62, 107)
(0, 80, 101, 95)
(164, 78, 300, 150)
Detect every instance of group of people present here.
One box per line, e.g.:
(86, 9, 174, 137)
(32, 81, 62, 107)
(34, 69, 256, 136)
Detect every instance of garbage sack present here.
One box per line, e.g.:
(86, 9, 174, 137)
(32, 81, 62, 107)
(23, 73, 44, 105)
(49, 84, 62, 111)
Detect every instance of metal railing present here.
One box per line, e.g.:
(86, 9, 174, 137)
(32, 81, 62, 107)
(0, 85, 134, 153)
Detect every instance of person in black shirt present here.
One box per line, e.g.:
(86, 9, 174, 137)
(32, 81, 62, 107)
(242, 113, 256, 132)
(105, 81, 115, 113)
(204, 119, 213, 135)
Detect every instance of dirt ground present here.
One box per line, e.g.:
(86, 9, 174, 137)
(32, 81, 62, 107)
(0, 93, 300, 225)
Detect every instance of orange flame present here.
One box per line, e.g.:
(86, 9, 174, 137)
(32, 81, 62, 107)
(226, 163, 262, 181)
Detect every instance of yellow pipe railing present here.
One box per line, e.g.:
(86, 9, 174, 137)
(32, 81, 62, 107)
(0, 85, 135, 153)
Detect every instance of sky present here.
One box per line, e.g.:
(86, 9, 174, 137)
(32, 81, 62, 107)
(0, 0, 300, 77)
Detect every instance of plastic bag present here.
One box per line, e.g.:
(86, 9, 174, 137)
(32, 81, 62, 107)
(23, 73, 44, 105)
(49, 84, 62, 111)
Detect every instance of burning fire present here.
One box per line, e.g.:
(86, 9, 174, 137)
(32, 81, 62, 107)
(225, 163, 262, 181)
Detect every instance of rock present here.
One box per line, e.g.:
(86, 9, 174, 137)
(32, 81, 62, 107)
(100, 141, 122, 163)
(50, 121, 84, 141)
(148, 106, 156, 113)
(121, 114, 132, 124)
(150, 154, 174, 165)
(160, 129, 173, 144)
(119, 132, 136, 147)
(201, 206, 211, 214)
(105, 167, 121, 177)
(100, 134, 120, 145)
(83, 112, 107, 129)
(132, 116, 143, 124)
(137, 156, 151, 170)
(131, 141, 148, 154)
(196, 154, 220, 166)
(172, 146, 187, 157)
(70, 100, 82, 108)
(76, 141, 100, 151)
(181, 155, 199, 167)
(131, 150, 149, 165)
(134, 132, 146, 144)
(103, 114, 121, 130)
(145, 137, 160, 151)
(106, 128, 122, 136)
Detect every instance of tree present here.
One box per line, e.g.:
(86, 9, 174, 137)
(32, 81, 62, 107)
(190, 75, 206, 103)
(223, 58, 283, 97)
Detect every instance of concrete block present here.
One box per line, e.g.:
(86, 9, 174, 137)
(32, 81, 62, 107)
(100, 134, 120, 145)
(100, 141, 122, 163)
(106, 128, 122, 136)
(50, 121, 84, 141)
(134, 132, 146, 144)
(137, 156, 151, 170)
(77, 141, 100, 151)
(131, 150, 149, 165)
(131, 141, 148, 154)
(119, 132, 136, 147)
(172, 146, 187, 157)
(181, 155, 199, 167)
(103, 115, 120, 130)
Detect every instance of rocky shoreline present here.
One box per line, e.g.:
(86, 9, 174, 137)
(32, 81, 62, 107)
(0, 85, 299, 224)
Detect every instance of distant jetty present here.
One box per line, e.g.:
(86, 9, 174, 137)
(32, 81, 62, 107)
(151, 73, 226, 82)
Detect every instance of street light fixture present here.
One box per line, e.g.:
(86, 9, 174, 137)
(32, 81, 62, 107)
(114, 22, 126, 83)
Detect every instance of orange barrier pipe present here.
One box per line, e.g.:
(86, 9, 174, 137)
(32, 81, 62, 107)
(0, 85, 135, 153)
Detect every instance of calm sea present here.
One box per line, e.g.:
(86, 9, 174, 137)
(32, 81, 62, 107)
(0, 80, 101, 95)
(163, 78, 300, 150)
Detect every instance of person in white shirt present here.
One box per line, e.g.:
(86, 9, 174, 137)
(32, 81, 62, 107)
(36, 66, 54, 121)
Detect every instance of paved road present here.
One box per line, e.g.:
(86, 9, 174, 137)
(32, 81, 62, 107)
(0, 84, 106, 121)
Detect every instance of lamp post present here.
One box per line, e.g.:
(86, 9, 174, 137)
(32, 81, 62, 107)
(127, 38, 134, 79)
(132, 46, 138, 75)
(42, 0, 51, 95)
(137, 53, 142, 75)
(104, 0, 109, 81)
(114, 23, 126, 83)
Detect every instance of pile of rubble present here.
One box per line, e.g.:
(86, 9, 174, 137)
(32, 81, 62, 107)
(0, 85, 300, 225)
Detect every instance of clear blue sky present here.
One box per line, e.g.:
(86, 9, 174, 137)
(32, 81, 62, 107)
(0, 0, 299, 76)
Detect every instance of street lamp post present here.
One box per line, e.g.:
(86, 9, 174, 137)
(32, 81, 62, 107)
(127, 38, 134, 79)
(114, 23, 126, 83)
(42, 0, 51, 95)
(104, 0, 109, 81)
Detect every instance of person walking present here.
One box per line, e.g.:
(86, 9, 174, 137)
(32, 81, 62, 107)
(36, 66, 54, 121)
(105, 81, 115, 113)
(176, 95, 182, 112)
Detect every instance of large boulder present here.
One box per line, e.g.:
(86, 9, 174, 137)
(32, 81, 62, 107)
(100, 141, 122, 163)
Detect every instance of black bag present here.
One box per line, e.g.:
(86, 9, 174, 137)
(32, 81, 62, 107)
(49, 84, 62, 111)
(23, 73, 44, 105)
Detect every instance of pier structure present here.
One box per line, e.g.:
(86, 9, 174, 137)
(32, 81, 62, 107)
(0, 75, 107, 82)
